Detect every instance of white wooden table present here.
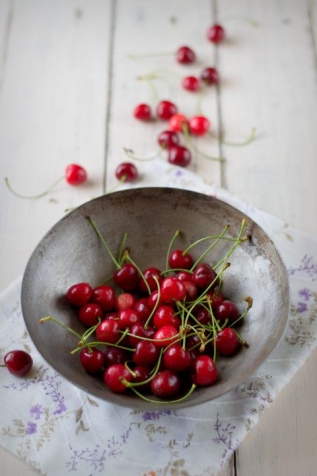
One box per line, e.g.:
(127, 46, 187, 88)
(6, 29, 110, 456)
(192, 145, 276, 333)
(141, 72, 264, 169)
(1, 1, 317, 474)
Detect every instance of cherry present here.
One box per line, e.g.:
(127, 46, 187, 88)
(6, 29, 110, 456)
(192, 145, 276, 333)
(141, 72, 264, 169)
(160, 277, 187, 303)
(115, 292, 136, 311)
(2, 350, 33, 377)
(153, 305, 181, 329)
(153, 325, 179, 348)
(182, 280, 198, 301)
(168, 114, 189, 132)
(163, 344, 191, 372)
(157, 130, 180, 149)
(133, 103, 152, 121)
(189, 116, 210, 136)
(118, 308, 141, 329)
(104, 363, 132, 393)
(128, 323, 155, 347)
(80, 347, 105, 373)
(104, 346, 129, 367)
(95, 318, 120, 343)
(169, 249, 193, 270)
(213, 300, 240, 324)
(148, 289, 164, 309)
(139, 267, 162, 294)
(78, 302, 103, 327)
(156, 100, 178, 120)
(115, 162, 138, 182)
(150, 370, 181, 398)
(207, 24, 225, 43)
(113, 263, 139, 291)
(200, 66, 219, 85)
(182, 76, 200, 92)
(176, 46, 196, 64)
(192, 263, 217, 290)
(133, 365, 151, 387)
(66, 282, 93, 307)
(175, 271, 193, 282)
(133, 298, 152, 321)
(205, 290, 224, 309)
(215, 328, 240, 356)
(168, 145, 191, 167)
(65, 164, 87, 185)
(193, 307, 211, 326)
(133, 340, 160, 366)
(190, 355, 218, 386)
(91, 285, 116, 311)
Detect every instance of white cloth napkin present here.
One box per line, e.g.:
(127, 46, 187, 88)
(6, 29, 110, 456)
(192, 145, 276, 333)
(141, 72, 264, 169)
(1, 160, 317, 476)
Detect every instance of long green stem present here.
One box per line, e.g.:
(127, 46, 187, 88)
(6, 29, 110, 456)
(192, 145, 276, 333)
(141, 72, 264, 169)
(129, 383, 197, 404)
(86, 216, 121, 269)
(5, 176, 64, 199)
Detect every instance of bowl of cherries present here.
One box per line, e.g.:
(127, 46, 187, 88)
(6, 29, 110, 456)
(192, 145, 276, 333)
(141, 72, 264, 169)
(21, 188, 289, 409)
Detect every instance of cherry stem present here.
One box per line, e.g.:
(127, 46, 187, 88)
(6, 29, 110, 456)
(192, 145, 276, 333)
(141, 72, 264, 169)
(208, 127, 257, 147)
(128, 383, 197, 404)
(190, 225, 230, 270)
(182, 123, 225, 163)
(118, 233, 128, 265)
(123, 147, 163, 162)
(86, 216, 121, 269)
(5, 176, 64, 199)
(39, 315, 82, 340)
(106, 175, 129, 194)
(124, 252, 152, 296)
(230, 296, 253, 327)
(122, 349, 164, 388)
(144, 275, 162, 328)
(165, 230, 180, 270)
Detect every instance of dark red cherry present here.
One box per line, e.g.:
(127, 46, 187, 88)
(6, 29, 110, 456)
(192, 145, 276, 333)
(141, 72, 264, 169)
(78, 303, 103, 327)
(115, 162, 138, 182)
(156, 100, 178, 120)
(153, 305, 181, 329)
(213, 300, 240, 324)
(128, 323, 155, 347)
(200, 67, 219, 85)
(207, 24, 225, 43)
(150, 370, 181, 398)
(133, 340, 160, 366)
(133, 298, 152, 321)
(3, 350, 33, 377)
(95, 319, 120, 344)
(215, 328, 240, 356)
(80, 347, 105, 373)
(176, 46, 196, 64)
(192, 263, 217, 290)
(66, 282, 93, 307)
(113, 263, 139, 291)
(163, 344, 191, 371)
(157, 130, 180, 149)
(168, 145, 191, 167)
(104, 346, 129, 367)
(190, 355, 218, 386)
(168, 249, 193, 269)
(139, 267, 162, 294)
(91, 285, 116, 311)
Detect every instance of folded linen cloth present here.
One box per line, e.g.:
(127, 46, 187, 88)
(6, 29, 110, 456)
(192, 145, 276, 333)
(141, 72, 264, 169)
(1, 160, 317, 476)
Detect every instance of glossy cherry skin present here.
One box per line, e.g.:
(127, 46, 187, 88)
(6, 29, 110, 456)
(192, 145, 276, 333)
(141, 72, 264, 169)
(128, 323, 155, 347)
(139, 267, 163, 294)
(104, 346, 129, 367)
(189, 116, 210, 136)
(3, 350, 33, 377)
(118, 308, 141, 329)
(133, 103, 151, 120)
(190, 355, 218, 386)
(133, 298, 152, 321)
(148, 289, 164, 309)
(156, 100, 178, 120)
(207, 24, 225, 43)
(133, 340, 160, 366)
(104, 363, 132, 393)
(192, 263, 217, 290)
(213, 300, 240, 324)
(157, 130, 179, 149)
(183, 280, 198, 301)
(201, 66, 219, 85)
(168, 249, 193, 269)
(168, 114, 189, 132)
(80, 347, 105, 373)
(113, 263, 139, 291)
(175, 271, 193, 282)
(168, 145, 191, 167)
(150, 370, 181, 398)
(160, 277, 187, 303)
(66, 282, 93, 307)
(78, 302, 103, 327)
(182, 76, 200, 92)
(132, 365, 151, 388)
(115, 292, 136, 311)
(95, 319, 120, 344)
(115, 162, 138, 182)
(215, 328, 240, 356)
(65, 164, 87, 185)
(91, 285, 116, 312)
(153, 325, 179, 348)
(153, 305, 181, 329)
(176, 45, 196, 64)
(163, 344, 192, 372)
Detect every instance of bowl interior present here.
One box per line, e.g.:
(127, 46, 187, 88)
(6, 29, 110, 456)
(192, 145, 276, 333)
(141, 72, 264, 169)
(21, 187, 290, 409)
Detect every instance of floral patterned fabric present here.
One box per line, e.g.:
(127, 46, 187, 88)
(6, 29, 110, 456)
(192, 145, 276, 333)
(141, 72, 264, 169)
(1, 160, 317, 476)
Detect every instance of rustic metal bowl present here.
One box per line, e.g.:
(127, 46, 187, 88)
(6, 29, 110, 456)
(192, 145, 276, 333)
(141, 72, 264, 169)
(21, 187, 289, 409)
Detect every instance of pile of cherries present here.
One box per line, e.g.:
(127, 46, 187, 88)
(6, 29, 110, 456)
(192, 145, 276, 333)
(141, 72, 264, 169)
(42, 218, 251, 404)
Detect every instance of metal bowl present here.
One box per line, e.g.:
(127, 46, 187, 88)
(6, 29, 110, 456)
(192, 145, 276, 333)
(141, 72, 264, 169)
(21, 187, 289, 409)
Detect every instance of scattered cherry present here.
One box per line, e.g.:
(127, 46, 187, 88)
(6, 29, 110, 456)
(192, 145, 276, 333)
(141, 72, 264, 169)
(133, 103, 152, 121)
(2, 350, 33, 377)
(207, 24, 225, 43)
(168, 114, 189, 133)
(176, 46, 196, 64)
(200, 66, 219, 85)
(168, 145, 191, 167)
(157, 130, 180, 149)
(156, 100, 178, 120)
(189, 115, 211, 136)
(182, 76, 200, 92)
(115, 162, 138, 182)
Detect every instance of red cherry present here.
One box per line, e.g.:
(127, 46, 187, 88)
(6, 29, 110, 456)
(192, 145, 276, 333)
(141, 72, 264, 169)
(148, 289, 164, 309)
(168, 114, 189, 132)
(113, 263, 139, 291)
(133, 365, 151, 387)
(133, 103, 151, 120)
(200, 67, 219, 85)
(118, 308, 141, 329)
(3, 350, 33, 377)
(189, 115, 210, 136)
(115, 162, 138, 182)
(192, 263, 217, 290)
(190, 355, 218, 386)
(157, 130, 180, 149)
(213, 300, 240, 324)
(163, 344, 191, 372)
(156, 100, 178, 120)
(153, 325, 179, 348)
(128, 323, 155, 347)
(104, 363, 132, 393)
(80, 347, 105, 373)
(115, 293, 136, 311)
(193, 307, 211, 326)
(65, 164, 88, 186)
(207, 24, 225, 43)
(150, 370, 181, 398)
(168, 145, 191, 167)
(153, 305, 181, 329)
(104, 346, 129, 367)
(215, 328, 240, 356)
(182, 76, 200, 92)
(133, 340, 160, 366)
(133, 298, 152, 321)
(139, 267, 162, 294)
(160, 277, 187, 303)
(175, 271, 193, 282)
(78, 303, 103, 327)
(91, 285, 116, 311)
(176, 46, 196, 64)
(95, 319, 120, 343)
(182, 280, 198, 301)
(66, 282, 93, 307)
(168, 249, 193, 269)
